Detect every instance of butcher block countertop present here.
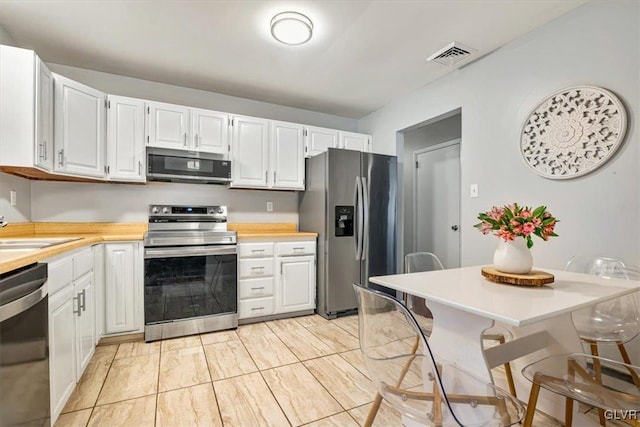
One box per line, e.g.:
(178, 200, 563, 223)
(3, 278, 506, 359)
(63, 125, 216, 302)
(0, 222, 317, 274)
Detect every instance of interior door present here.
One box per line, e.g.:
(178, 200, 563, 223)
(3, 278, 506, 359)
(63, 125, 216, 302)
(415, 140, 461, 268)
(271, 120, 304, 190)
(192, 108, 228, 154)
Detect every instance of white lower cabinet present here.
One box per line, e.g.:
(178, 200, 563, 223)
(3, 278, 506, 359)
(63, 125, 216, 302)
(238, 238, 316, 321)
(104, 242, 143, 334)
(74, 272, 95, 378)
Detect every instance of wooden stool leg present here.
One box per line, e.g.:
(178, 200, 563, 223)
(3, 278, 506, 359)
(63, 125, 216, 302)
(565, 397, 574, 427)
(497, 334, 517, 398)
(364, 393, 383, 427)
(523, 379, 541, 427)
(589, 342, 607, 426)
(617, 341, 640, 388)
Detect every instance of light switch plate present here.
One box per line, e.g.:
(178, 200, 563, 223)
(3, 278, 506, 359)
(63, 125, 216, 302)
(266, 201, 273, 212)
(10, 190, 16, 206)
(470, 184, 479, 198)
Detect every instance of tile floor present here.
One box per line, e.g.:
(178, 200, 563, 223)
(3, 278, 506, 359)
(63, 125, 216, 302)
(56, 314, 570, 427)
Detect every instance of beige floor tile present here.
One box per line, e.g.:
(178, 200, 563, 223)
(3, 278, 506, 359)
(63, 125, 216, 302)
(266, 317, 306, 335)
(308, 323, 360, 353)
(236, 322, 273, 338)
(96, 353, 159, 405)
(302, 412, 359, 427)
(339, 350, 370, 379)
(204, 340, 257, 380)
(262, 363, 343, 426)
(54, 409, 92, 427)
(159, 346, 211, 392)
(200, 330, 239, 345)
(114, 341, 160, 359)
(275, 327, 335, 360)
(62, 358, 111, 412)
(294, 314, 329, 328)
(214, 372, 290, 427)
(330, 315, 359, 338)
(348, 400, 402, 427)
(91, 345, 118, 364)
(88, 395, 156, 427)
(156, 383, 222, 427)
(160, 335, 202, 352)
(304, 354, 376, 410)
(241, 332, 299, 370)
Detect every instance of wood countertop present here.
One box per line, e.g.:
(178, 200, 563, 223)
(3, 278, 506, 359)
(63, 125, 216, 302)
(228, 223, 318, 239)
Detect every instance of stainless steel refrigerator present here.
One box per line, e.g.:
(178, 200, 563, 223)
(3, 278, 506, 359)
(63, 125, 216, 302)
(299, 148, 397, 319)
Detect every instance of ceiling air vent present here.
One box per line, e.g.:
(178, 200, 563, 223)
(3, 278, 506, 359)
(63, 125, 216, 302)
(426, 42, 475, 67)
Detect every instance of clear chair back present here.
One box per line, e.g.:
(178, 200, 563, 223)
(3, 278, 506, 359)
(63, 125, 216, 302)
(565, 256, 640, 343)
(353, 283, 523, 426)
(405, 252, 445, 273)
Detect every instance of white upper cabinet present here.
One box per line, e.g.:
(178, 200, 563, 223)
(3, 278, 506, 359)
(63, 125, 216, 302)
(304, 126, 339, 157)
(339, 131, 371, 153)
(230, 115, 270, 188)
(54, 73, 106, 178)
(107, 95, 145, 182)
(107, 95, 146, 182)
(270, 121, 304, 190)
(191, 108, 229, 154)
(146, 101, 190, 150)
(0, 45, 54, 171)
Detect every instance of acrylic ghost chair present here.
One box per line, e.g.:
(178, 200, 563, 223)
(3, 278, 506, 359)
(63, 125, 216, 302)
(353, 283, 524, 427)
(404, 252, 518, 399)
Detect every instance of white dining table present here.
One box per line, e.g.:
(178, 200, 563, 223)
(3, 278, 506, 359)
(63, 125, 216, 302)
(369, 266, 640, 425)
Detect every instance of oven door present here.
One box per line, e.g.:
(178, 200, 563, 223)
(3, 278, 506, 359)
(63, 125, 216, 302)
(143, 245, 237, 325)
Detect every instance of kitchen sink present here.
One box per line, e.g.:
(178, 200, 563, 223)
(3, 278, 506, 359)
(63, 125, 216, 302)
(0, 238, 82, 250)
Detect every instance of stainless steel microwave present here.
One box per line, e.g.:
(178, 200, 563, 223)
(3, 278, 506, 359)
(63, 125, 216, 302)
(146, 148, 231, 184)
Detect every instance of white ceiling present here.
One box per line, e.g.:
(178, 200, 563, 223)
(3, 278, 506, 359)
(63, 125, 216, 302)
(0, 0, 585, 118)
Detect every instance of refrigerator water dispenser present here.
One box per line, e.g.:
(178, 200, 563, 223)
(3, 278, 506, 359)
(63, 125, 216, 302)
(335, 206, 354, 236)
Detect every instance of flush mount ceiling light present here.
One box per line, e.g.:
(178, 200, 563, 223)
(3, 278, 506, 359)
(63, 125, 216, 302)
(270, 12, 313, 45)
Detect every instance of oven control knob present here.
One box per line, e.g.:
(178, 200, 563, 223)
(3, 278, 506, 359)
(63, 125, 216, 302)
(151, 206, 160, 214)
(162, 207, 170, 214)
(216, 208, 224, 214)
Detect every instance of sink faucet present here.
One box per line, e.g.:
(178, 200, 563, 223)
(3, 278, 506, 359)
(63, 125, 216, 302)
(0, 216, 7, 227)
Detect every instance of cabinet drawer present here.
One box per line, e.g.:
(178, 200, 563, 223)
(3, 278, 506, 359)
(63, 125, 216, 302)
(238, 243, 274, 258)
(238, 297, 274, 319)
(48, 257, 73, 295)
(239, 277, 274, 300)
(239, 258, 273, 278)
(277, 241, 316, 256)
(73, 247, 93, 279)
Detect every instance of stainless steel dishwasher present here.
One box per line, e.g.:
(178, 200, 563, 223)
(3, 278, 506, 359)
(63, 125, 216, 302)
(0, 263, 49, 427)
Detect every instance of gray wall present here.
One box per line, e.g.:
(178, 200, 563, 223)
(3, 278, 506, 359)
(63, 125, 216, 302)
(402, 114, 461, 258)
(0, 172, 31, 222)
(359, 0, 640, 269)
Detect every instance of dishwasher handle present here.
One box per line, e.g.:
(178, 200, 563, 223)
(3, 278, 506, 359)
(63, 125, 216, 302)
(0, 279, 47, 322)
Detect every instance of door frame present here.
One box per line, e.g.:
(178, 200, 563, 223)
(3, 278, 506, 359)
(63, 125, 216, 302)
(412, 138, 461, 256)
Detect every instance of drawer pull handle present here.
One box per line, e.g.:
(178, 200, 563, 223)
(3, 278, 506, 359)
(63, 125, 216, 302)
(251, 287, 265, 291)
(251, 307, 265, 311)
(251, 249, 265, 253)
(293, 247, 305, 251)
(251, 267, 264, 270)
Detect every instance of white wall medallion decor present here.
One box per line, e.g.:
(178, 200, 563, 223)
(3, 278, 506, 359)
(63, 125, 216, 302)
(520, 86, 627, 179)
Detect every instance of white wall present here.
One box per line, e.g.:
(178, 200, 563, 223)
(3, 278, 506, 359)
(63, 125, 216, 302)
(359, 0, 640, 269)
(0, 23, 16, 46)
(402, 114, 461, 257)
(31, 181, 297, 223)
(0, 172, 31, 222)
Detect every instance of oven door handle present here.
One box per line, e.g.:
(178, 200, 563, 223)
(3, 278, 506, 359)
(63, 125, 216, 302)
(144, 245, 237, 259)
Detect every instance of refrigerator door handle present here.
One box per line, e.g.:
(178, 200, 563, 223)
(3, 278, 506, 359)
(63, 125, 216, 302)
(361, 176, 370, 261)
(354, 176, 363, 260)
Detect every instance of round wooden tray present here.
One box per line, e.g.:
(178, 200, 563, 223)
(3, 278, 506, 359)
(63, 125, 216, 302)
(481, 266, 554, 287)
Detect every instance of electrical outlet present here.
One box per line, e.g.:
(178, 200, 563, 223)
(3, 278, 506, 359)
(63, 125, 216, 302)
(266, 201, 273, 212)
(470, 184, 479, 198)
(10, 190, 16, 206)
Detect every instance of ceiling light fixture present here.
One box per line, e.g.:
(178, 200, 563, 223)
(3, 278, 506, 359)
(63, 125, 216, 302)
(270, 12, 313, 45)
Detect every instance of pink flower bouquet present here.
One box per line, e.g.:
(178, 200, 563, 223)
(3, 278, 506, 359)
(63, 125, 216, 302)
(474, 203, 558, 248)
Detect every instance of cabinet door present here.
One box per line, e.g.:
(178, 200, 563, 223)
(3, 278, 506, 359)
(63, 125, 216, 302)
(53, 74, 106, 178)
(74, 273, 95, 379)
(270, 121, 304, 190)
(339, 131, 371, 152)
(192, 108, 229, 154)
(304, 126, 339, 157)
(277, 255, 315, 313)
(105, 243, 137, 334)
(107, 96, 146, 182)
(146, 101, 190, 150)
(35, 60, 54, 171)
(49, 285, 77, 422)
(230, 115, 269, 188)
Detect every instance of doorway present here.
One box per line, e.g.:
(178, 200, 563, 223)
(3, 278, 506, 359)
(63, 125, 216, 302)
(413, 140, 460, 268)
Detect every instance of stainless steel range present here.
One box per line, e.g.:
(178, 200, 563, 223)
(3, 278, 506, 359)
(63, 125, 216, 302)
(144, 205, 237, 342)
